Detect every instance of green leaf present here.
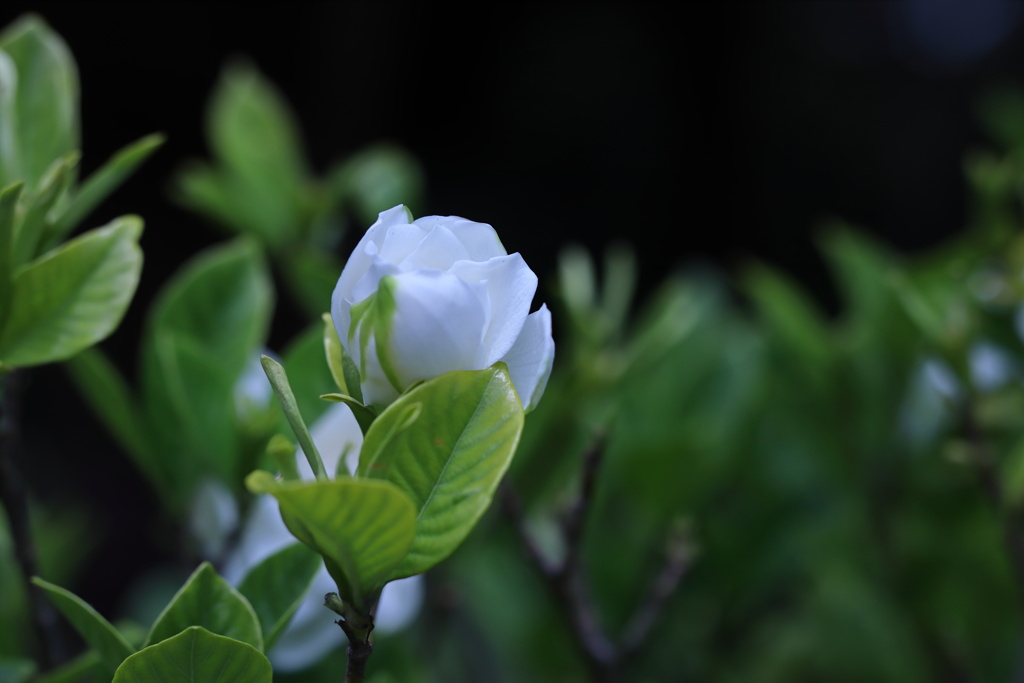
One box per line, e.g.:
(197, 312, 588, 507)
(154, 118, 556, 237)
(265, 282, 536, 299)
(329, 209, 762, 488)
(177, 63, 307, 247)
(50, 133, 164, 242)
(145, 562, 262, 650)
(31, 577, 133, 674)
(0, 215, 142, 368)
(360, 364, 525, 578)
(246, 473, 415, 610)
(237, 543, 321, 650)
(139, 239, 272, 501)
(742, 262, 832, 374)
(329, 143, 424, 225)
(63, 347, 159, 490)
(113, 627, 271, 683)
(0, 15, 79, 192)
(12, 153, 77, 267)
(31, 650, 102, 683)
(0, 181, 24, 321)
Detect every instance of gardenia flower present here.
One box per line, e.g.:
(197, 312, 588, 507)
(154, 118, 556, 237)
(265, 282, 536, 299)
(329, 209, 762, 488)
(331, 205, 555, 409)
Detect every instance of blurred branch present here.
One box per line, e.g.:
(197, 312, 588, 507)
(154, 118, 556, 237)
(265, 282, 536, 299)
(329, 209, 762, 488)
(620, 525, 691, 658)
(502, 436, 689, 682)
(0, 370, 64, 668)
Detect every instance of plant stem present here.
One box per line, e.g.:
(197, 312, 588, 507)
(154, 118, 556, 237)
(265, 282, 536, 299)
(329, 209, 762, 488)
(0, 370, 63, 667)
(325, 593, 374, 682)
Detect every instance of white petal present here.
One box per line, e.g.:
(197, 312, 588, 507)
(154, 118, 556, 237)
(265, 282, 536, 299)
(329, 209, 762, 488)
(386, 270, 490, 390)
(451, 254, 537, 366)
(413, 215, 506, 260)
(331, 207, 418, 340)
(500, 305, 555, 411)
(400, 224, 471, 271)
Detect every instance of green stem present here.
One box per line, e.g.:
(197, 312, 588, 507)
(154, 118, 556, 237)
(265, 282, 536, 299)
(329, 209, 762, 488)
(324, 593, 375, 682)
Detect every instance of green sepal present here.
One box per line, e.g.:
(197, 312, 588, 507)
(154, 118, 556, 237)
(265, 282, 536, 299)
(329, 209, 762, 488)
(319, 392, 379, 436)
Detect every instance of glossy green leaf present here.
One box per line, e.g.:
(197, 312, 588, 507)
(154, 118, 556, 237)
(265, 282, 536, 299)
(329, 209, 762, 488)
(113, 627, 271, 683)
(31, 577, 133, 674)
(63, 347, 158, 489)
(0, 15, 79, 192)
(139, 239, 272, 500)
(360, 364, 525, 578)
(145, 562, 262, 650)
(0, 215, 142, 368)
(50, 133, 164, 243)
(237, 543, 321, 649)
(246, 473, 415, 610)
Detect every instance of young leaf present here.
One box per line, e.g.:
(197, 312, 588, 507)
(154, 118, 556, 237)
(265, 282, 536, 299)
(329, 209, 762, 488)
(0, 14, 79, 192)
(246, 473, 415, 611)
(261, 355, 328, 481)
(50, 133, 165, 242)
(139, 239, 272, 501)
(113, 627, 271, 683)
(236, 543, 321, 650)
(31, 577, 133, 674)
(360, 364, 525, 579)
(11, 153, 77, 267)
(144, 562, 262, 651)
(0, 215, 142, 368)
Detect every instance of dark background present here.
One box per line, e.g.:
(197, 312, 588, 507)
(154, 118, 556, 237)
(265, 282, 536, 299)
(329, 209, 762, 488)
(4, 0, 1024, 613)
